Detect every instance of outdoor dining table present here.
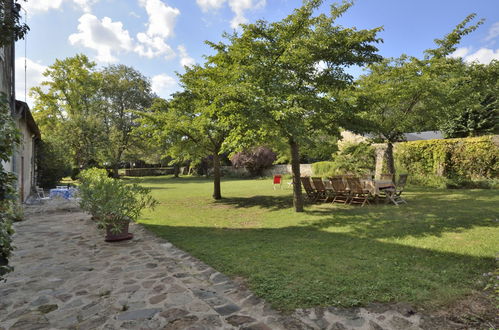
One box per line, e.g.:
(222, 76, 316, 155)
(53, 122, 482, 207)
(49, 187, 77, 199)
(362, 179, 395, 196)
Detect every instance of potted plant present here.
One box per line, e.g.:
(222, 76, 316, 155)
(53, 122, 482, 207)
(78, 168, 157, 242)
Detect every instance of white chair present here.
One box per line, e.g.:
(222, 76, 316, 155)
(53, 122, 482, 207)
(36, 186, 50, 200)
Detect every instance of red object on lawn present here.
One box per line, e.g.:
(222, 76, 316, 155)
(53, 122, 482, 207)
(273, 175, 282, 189)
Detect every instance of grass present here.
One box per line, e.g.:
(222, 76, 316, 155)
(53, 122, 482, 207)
(135, 175, 499, 311)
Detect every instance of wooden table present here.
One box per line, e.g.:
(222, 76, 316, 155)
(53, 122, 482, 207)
(362, 179, 395, 196)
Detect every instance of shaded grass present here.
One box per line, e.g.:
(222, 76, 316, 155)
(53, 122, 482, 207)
(136, 175, 499, 310)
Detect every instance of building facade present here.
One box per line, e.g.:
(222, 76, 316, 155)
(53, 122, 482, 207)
(1, 5, 40, 202)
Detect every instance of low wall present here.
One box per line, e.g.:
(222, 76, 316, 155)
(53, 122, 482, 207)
(124, 167, 174, 176)
(220, 164, 312, 177)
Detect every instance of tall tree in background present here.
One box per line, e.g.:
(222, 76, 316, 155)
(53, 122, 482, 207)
(100, 65, 153, 177)
(440, 60, 498, 138)
(139, 62, 240, 199)
(31, 54, 105, 168)
(214, 0, 382, 211)
(353, 14, 483, 175)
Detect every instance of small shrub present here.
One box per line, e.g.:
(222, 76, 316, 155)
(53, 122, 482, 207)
(312, 161, 337, 177)
(231, 146, 277, 177)
(312, 142, 375, 177)
(78, 168, 157, 233)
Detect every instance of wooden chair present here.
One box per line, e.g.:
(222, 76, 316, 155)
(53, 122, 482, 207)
(300, 177, 318, 203)
(346, 177, 371, 207)
(383, 174, 408, 205)
(329, 177, 350, 204)
(311, 177, 332, 202)
(380, 173, 395, 182)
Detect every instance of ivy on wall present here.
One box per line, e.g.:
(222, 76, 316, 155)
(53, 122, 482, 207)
(395, 136, 499, 187)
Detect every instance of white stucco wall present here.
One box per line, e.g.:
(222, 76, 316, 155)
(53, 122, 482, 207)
(4, 116, 37, 202)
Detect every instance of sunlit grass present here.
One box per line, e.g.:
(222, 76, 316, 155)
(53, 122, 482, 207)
(136, 175, 498, 310)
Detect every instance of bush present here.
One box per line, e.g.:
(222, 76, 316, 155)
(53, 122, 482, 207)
(0, 93, 20, 280)
(37, 138, 72, 188)
(231, 146, 277, 177)
(312, 142, 375, 177)
(395, 136, 499, 188)
(78, 168, 157, 233)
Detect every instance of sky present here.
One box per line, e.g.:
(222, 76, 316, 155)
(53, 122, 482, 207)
(14, 0, 499, 107)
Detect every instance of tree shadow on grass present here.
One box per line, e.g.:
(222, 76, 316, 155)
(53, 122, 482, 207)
(214, 195, 294, 211)
(141, 223, 496, 310)
(131, 175, 249, 186)
(302, 189, 499, 239)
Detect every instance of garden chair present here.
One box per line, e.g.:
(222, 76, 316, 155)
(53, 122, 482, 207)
(328, 177, 350, 204)
(273, 175, 282, 190)
(36, 186, 50, 200)
(311, 177, 332, 202)
(382, 174, 408, 205)
(346, 177, 371, 207)
(300, 177, 318, 203)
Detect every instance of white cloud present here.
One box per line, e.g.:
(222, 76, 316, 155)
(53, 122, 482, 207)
(135, 33, 175, 59)
(450, 47, 499, 64)
(138, 0, 180, 39)
(197, 0, 226, 12)
(195, 0, 266, 29)
(485, 22, 499, 42)
(68, 14, 133, 63)
(134, 0, 180, 60)
(22, 0, 97, 14)
(177, 45, 195, 68)
(151, 74, 178, 98)
(450, 47, 471, 59)
(228, 0, 266, 29)
(463, 48, 499, 64)
(15, 57, 48, 107)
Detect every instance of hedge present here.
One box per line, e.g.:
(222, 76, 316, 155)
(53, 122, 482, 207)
(395, 135, 499, 188)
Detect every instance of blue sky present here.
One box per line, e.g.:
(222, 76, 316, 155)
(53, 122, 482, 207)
(15, 0, 499, 106)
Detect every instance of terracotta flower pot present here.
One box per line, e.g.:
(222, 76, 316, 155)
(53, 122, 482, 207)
(105, 220, 133, 242)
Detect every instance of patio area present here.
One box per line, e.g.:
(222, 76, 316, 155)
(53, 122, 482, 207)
(0, 200, 442, 329)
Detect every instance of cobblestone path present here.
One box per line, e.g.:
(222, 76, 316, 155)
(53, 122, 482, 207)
(0, 201, 434, 329)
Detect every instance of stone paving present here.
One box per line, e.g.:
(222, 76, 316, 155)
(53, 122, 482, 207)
(0, 200, 439, 329)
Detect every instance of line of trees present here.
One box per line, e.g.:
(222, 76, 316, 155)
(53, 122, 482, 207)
(32, 1, 497, 212)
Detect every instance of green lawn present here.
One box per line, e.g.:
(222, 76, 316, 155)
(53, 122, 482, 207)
(135, 175, 499, 310)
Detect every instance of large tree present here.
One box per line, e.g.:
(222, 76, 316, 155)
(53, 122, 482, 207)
(139, 62, 240, 199)
(209, 0, 382, 211)
(100, 65, 153, 176)
(353, 14, 484, 175)
(440, 60, 499, 138)
(31, 54, 105, 168)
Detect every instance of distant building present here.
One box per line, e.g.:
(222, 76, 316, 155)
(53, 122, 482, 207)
(339, 130, 443, 147)
(0, 6, 41, 202)
(403, 131, 443, 141)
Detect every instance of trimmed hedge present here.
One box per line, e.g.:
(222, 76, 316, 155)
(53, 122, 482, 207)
(395, 135, 499, 188)
(312, 142, 375, 177)
(311, 161, 337, 177)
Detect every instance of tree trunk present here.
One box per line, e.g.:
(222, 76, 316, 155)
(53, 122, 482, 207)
(289, 138, 304, 212)
(212, 153, 222, 200)
(111, 163, 119, 178)
(173, 163, 180, 177)
(385, 142, 396, 179)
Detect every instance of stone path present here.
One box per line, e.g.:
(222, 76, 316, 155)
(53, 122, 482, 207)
(0, 200, 445, 329)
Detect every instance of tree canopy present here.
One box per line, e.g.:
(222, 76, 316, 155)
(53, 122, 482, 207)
(205, 0, 382, 211)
